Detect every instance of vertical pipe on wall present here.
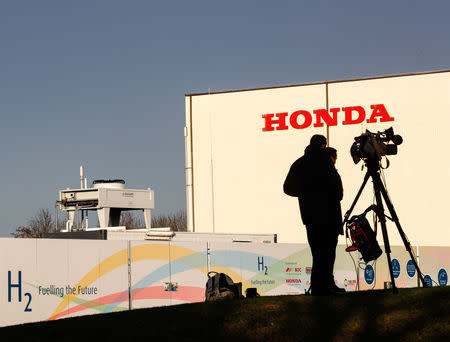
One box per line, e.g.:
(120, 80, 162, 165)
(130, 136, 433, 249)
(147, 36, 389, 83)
(209, 110, 216, 233)
(185, 95, 195, 232)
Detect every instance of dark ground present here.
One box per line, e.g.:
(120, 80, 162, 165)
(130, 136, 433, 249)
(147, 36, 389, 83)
(1, 287, 449, 342)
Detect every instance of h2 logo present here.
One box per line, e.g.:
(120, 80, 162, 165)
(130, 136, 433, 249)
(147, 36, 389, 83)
(8, 271, 32, 312)
(257, 257, 268, 275)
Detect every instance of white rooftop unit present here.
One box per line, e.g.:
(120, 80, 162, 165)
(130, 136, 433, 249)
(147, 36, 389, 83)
(59, 179, 154, 231)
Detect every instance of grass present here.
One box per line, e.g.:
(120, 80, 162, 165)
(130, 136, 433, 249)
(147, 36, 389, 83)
(1, 287, 449, 341)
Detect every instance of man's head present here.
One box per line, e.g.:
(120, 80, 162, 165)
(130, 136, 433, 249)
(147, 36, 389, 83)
(310, 134, 327, 148)
(325, 147, 337, 164)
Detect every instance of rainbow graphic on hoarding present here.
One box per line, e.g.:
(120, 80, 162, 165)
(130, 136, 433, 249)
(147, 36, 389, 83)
(46, 243, 316, 321)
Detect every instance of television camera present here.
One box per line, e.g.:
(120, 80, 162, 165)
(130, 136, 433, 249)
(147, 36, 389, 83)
(350, 127, 403, 164)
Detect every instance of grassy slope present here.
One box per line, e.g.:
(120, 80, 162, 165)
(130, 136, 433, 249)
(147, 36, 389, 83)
(1, 287, 449, 341)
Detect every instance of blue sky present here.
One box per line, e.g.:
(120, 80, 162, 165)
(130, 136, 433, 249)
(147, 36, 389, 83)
(0, 1, 448, 236)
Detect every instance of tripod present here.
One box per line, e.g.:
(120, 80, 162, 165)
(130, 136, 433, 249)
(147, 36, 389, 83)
(343, 159, 427, 293)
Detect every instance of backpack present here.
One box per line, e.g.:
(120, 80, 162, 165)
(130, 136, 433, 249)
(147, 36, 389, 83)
(283, 161, 301, 197)
(345, 206, 383, 263)
(205, 271, 242, 301)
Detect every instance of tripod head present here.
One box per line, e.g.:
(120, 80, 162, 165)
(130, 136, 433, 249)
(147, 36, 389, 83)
(364, 159, 383, 173)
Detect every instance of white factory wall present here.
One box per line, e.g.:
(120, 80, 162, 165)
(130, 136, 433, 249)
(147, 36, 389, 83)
(185, 71, 450, 246)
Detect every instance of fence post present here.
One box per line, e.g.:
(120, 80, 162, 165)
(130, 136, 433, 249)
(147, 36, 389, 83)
(128, 241, 132, 310)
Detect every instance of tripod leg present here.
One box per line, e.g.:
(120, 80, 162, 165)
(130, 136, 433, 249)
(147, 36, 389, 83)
(344, 171, 370, 292)
(372, 184, 398, 294)
(378, 183, 428, 288)
(343, 172, 370, 225)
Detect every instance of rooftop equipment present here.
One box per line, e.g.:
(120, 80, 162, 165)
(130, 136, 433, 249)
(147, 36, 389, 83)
(59, 173, 154, 231)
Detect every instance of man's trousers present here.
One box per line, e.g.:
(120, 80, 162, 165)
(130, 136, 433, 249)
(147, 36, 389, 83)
(306, 224, 339, 294)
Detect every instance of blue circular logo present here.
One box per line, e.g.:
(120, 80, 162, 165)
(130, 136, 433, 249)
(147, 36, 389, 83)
(424, 275, 433, 287)
(438, 269, 447, 286)
(391, 259, 400, 279)
(365, 264, 375, 285)
(406, 260, 416, 278)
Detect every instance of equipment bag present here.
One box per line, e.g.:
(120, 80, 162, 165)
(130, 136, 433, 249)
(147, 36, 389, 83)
(283, 161, 301, 197)
(205, 271, 242, 301)
(345, 206, 383, 263)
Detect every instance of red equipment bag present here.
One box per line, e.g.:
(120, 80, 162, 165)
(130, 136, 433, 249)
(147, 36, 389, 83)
(345, 206, 383, 263)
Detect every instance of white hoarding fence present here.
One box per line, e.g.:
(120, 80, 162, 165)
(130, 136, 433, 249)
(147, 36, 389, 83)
(1, 238, 448, 327)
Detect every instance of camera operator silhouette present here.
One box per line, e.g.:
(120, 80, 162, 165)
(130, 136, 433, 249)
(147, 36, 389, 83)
(283, 135, 345, 295)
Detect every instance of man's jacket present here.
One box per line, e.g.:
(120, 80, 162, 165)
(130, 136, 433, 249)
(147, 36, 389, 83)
(284, 145, 343, 233)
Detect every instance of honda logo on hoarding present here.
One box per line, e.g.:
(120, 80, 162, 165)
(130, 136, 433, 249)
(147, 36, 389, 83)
(262, 104, 394, 131)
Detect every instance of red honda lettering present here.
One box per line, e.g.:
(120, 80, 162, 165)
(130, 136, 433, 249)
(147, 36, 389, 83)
(290, 110, 312, 129)
(262, 113, 289, 131)
(262, 104, 394, 131)
(342, 106, 366, 125)
(367, 104, 394, 123)
(313, 108, 339, 127)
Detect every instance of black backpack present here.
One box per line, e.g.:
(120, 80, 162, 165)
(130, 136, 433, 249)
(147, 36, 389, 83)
(283, 161, 301, 197)
(205, 271, 242, 301)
